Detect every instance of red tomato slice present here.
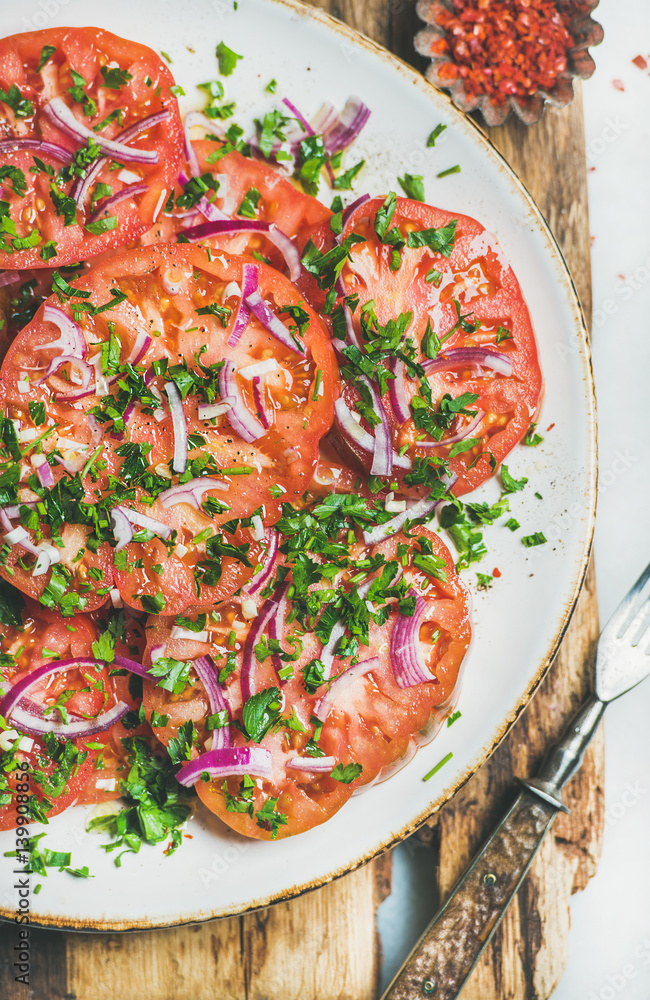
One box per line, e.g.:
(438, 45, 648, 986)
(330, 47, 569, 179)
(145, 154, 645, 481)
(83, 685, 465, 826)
(0, 738, 97, 830)
(0, 27, 183, 268)
(311, 196, 542, 497)
(140, 517, 470, 840)
(0, 603, 148, 820)
(0, 243, 338, 616)
(0, 268, 56, 360)
(142, 143, 332, 275)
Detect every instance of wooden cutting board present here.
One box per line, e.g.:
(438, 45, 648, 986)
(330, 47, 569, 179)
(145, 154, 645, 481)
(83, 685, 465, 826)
(0, 4, 602, 998)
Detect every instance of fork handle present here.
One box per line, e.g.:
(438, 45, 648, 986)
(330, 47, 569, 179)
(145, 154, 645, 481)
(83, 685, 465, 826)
(381, 791, 557, 1000)
(521, 694, 605, 810)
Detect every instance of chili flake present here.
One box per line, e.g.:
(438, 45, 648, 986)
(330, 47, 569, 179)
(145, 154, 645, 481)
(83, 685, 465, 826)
(434, 0, 575, 105)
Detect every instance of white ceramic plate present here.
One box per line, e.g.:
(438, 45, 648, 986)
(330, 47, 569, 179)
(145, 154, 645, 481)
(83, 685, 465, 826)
(0, 0, 595, 930)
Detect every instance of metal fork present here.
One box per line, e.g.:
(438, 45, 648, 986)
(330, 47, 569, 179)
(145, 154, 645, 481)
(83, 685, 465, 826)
(382, 562, 650, 1000)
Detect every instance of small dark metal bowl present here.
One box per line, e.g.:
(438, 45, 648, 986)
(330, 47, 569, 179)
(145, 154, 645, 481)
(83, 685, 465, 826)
(414, 0, 604, 127)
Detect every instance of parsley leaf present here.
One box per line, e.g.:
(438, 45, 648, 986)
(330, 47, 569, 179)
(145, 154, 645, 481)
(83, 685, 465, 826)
(398, 173, 425, 201)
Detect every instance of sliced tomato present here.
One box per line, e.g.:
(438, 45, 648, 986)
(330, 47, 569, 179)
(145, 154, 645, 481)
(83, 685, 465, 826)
(0, 268, 56, 359)
(0, 603, 151, 818)
(142, 143, 332, 276)
(321, 196, 542, 496)
(141, 515, 470, 840)
(0, 27, 183, 268)
(0, 243, 338, 615)
(0, 738, 97, 830)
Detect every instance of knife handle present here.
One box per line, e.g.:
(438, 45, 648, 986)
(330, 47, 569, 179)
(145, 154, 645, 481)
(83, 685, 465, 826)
(381, 791, 557, 1000)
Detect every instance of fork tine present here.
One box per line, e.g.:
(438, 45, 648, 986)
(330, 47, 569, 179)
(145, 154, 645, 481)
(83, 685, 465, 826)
(613, 563, 650, 640)
(630, 596, 650, 648)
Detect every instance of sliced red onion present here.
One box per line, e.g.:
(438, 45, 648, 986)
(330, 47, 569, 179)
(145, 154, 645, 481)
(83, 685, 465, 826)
(246, 291, 306, 356)
(320, 97, 371, 156)
(164, 381, 188, 474)
(310, 102, 340, 136)
(35, 462, 55, 489)
(115, 505, 172, 540)
(3, 503, 36, 521)
(244, 529, 279, 597)
(281, 97, 316, 136)
(422, 348, 513, 377)
(36, 305, 86, 359)
(267, 581, 290, 686)
(192, 655, 231, 751)
(416, 409, 485, 448)
(0, 271, 21, 288)
(218, 360, 266, 443)
(363, 496, 439, 546)
(390, 593, 435, 688)
(286, 756, 335, 772)
(313, 657, 380, 722)
(388, 357, 411, 425)
(87, 182, 148, 224)
(111, 507, 134, 552)
(334, 303, 363, 352)
(360, 376, 392, 477)
(320, 619, 346, 679)
(252, 376, 273, 429)
(8, 699, 131, 739)
(240, 591, 286, 702)
(39, 355, 93, 393)
(341, 193, 370, 229)
(70, 155, 105, 211)
(53, 454, 85, 475)
(183, 111, 204, 177)
(227, 261, 258, 348)
(334, 396, 411, 471)
(0, 138, 73, 163)
(43, 98, 159, 164)
(0, 654, 151, 719)
(182, 220, 301, 283)
(176, 746, 273, 787)
(158, 477, 229, 511)
(126, 329, 152, 366)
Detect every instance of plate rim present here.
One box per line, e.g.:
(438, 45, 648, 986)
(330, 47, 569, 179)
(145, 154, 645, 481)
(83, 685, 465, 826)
(0, 0, 597, 932)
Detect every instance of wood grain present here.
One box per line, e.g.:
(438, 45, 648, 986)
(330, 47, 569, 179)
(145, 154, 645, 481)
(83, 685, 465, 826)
(0, 4, 602, 999)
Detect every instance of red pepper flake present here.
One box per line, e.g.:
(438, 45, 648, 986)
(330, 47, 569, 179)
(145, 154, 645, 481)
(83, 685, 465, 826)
(632, 55, 648, 70)
(612, 78, 625, 91)
(434, 0, 575, 105)
(546, 422, 555, 431)
(493, 567, 502, 578)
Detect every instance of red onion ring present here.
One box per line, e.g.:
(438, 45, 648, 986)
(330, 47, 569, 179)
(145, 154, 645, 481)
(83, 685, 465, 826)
(341, 193, 370, 229)
(227, 261, 258, 348)
(178, 169, 228, 224)
(252, 375, 273, 429)
(246, 291, 306, 356)
(313, 657, 380, 722)
(389, 592, 436, 687)
(87, 182, 148, 224)
(0, 138, 74, 163)
(240, 589, 286, 702)
(182, 220, 301, 283)
(192, 655, 231, 751)
(176, 746, 273, 787)
(422, 347, 513, 377)
(36, 305, 86, 359)
(218, 360, 266, 443)
(8, 699, 131, 739)
(360, 376, 392, 477)
(114, 505, 172, 540)
(111, 507, 134, 551)
(388, 357, 411, 425)
(362, 496, 440, 546)
(164, 381, 188, 474)
(334, 396, 411, 471)
(286, 756, 335, 772)
(281, 97, 316, 136)
(158, 477, 229, 511)
(43, 97, 159, 164)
